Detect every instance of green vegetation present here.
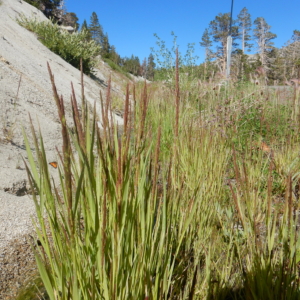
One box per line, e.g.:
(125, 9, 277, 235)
(23, 0, 62, 19)
(9, 0, 300, 296)
(17, 16, 101, 74)
(102, 58, 131, 79)
(15, 275, 49, 300)
(23, 52, 300, 299)
(85, 12, 124, 72)
(10, 1, 300, 296)
(23, 0, 40, 8)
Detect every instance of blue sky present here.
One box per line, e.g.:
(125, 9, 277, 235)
(65, 0, 300, 63)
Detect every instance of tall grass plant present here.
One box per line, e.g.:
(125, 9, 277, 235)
(23, 56, 300, 299)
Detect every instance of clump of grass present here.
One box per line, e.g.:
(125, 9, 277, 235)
(15, 274, 49, 300)
(17, 15, 101, 74)
(23, 54, 300, 299)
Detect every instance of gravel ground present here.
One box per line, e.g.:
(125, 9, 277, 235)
(0, 191, 36, 250)
(0, 235, 37, 300)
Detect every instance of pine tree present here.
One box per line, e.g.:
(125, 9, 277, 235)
(81, 20, 88, 31)
(146, 53, 155, 80)
(280, 32, 300, 80)
(292, 30, 300, 42)
(89, 12, 104, 46)
(237, 7, 253, 53)
(291, 30, 300, 78)
(200, 28, 213, 78)
(110, 46, 120, 64)
(231, 49, 256, 81)
(133, 56, 141, 76)
(101, 33, 111, 58)
(208, 13, 239, 73)
(141, 58, 147, 78)
(253, 17, 276, 69)
(42, 0, 62, 18)
(24, 0, 62, 19)
(122, 55, 141, 76)
(267, 48, 284, 83)
(80, 19, 92, 41)
(200, 28, 213, 61)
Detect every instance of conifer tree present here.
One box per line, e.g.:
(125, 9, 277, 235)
(280, 31, 300, 80)
(122, 55, 141, 76)
(110, 46, 120, 64)
(101, 33, 111, 58)
(200, 28, 213, 78)
(292, 30, 300, 42)
(208, 13, 239, 73)
(267, 48, 284, 83)
(81, 19, 91, 40)
(141, 58, 147, 78)
(200, 28, 213, 61)
(89, 12, 104, 46)
(132, 55, 141, 76)
(291, 30, 300, 79)
(253, 17, 276, 69)
(147, 53, 156, 80)
(24, 0, 62, 19)
(81, 20, 88, 31)
(237, 7, 253, 53)
(44, 0, 62, 18)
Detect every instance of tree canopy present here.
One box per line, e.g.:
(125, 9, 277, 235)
(237, 7, 253, 53)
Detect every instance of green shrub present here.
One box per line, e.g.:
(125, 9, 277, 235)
(236, 103, 292, 142)
(17, 16, 101, 74)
